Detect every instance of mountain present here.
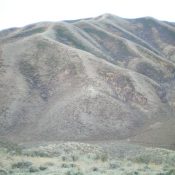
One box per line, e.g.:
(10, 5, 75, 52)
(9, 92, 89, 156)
(0, 14, 175, 149)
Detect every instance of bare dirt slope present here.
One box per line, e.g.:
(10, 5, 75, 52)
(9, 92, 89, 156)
(0, 14, 175, 148)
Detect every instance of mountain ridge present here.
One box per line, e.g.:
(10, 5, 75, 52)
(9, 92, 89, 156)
(0, 14, 175, 149)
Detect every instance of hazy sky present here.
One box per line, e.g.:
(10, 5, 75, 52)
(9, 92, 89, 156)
(0, 0, 175, 30)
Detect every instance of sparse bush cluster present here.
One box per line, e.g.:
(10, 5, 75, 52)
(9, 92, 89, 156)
(23, 150, 50, 157)
(12, 161, 32, 169)
(61, 163, 77, 168)
(65, 169, 83, 175)
(10, 160, 48, 174)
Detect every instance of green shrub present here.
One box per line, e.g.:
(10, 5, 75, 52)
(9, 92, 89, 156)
(61, 163, 76, 168)
(29, 166, 39, 173)
(92, 167, 98, 171)
(39, 165, 47, 171)
(134, 154, 150, 164)
(87, 153, 99, 160)
(126, 171, 139, 175)
(62, 156, 67, 161)
(72, 155, 79, 161)
(8, 170, 14, 174)
(70, 163, 77, 168)
(109, 162, 120, 169)
(12, 161, 32, 169)
(100, 154, 108, 162)
(0, 169, 7, 175)
(62, 163, 69, 168)
(65, 170, 84, 175)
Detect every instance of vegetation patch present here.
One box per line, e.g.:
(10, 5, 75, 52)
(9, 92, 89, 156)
(1, 142, 175, 175)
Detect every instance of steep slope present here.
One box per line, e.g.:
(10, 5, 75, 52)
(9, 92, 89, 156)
(0, 14, 175, 148)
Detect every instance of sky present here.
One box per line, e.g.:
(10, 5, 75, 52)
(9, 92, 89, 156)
(0, 0, 175, 30)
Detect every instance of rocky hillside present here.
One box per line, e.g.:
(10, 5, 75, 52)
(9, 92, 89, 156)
(0, 14, 175, 148)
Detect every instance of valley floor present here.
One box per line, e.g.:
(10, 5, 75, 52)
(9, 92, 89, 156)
(0, 141, 175, 175)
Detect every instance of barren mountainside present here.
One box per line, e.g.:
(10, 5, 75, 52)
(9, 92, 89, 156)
(0, 14, 175, 149)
